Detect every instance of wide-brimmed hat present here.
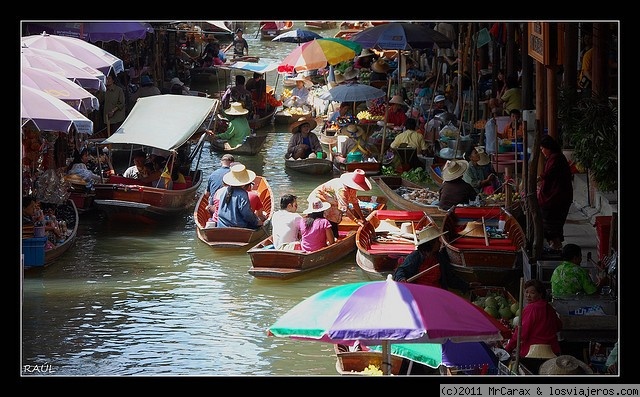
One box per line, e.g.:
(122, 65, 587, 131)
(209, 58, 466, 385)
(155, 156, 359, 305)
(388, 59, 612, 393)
(538, 355, 593, 375)
(371, 58, 390, 74)
(389, 95, 407, 107)
(333, 70, 345, 85)
(475, 146, 491, 166)
(359, 48, 375, 58)
(140, 75, 153, 86)
(289, 116, 318, 133)
(340, 168, 371, 191)
(342, 67, 359, 81)
(460, 221, 486, 238)
(292, 74, 313, 87)
(415, 225, 447, 246)
(222, 164, 256, 187)
(303, 199, 331, 214)
(525, 344, 557, 359)
(441, 159, 469, 181)
(170, 77, 185, 86)
(225, 101, 249, 116)
(434, 94, 446, 103)
(340, 123, 364, 137)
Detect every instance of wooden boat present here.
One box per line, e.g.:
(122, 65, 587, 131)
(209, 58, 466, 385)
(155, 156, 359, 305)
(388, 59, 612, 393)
(333, 344, 406, 376)
(246, 196, 386, 279)
(209, 133, 267, 156)
(333, 29, 363, 40)
(440, 206, 525, 295)
(284, 157, 334, 175)
(249, 107, 276, 130)
(274, 109, 312, 124)
(355, 209, 434, 280)
(428, 163, 444, 187)
(304, 21, 337, 30)
(369, 175, 446, 223)
(23, 199, 79, 269)
(336, 161, 382, 176)
(94, 95, 218, 224)
(194, 176, 275, 249)
(260, 21, 294, 40)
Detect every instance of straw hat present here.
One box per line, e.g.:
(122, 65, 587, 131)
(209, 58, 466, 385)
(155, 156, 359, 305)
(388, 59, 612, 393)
(340, 169, 372, 191)
(222, 164, 256, 187)
(460, 221, 486, 238)
(525, 344, 557, 359)
(292, 74, 313, 88)
(225, 102, 248, 116)
(289, 116, 318, 133)
(334, 70, 345, 85)
(372, 58, 391, 74)
(340, 123, 364, 137)
(359, 48, 375, 58)
(303, 199, 331, 214)
(415, 225, 447, 246)
(389, 95, 408, 107)
(538, 355, 593, 375)
(475, 146, 491, 166)
(342, 67, 359, 81)
(441, 159, 469, 181)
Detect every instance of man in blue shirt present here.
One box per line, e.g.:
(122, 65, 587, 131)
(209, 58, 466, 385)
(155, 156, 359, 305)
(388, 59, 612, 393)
(206, 153, 234, 207)
(216, 164, 262, 229)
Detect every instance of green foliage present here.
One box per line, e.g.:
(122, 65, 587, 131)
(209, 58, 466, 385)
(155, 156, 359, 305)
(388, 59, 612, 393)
(401, 167, 429, 184)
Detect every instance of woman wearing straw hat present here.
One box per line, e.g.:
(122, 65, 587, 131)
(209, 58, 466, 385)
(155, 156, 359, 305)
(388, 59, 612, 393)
(286, 117, 323, 160)
(211, 102, 252, 150)
(387, 95, 408, 127)
(284, 75, 311, 109)
(369, 58, 390, 86)
(216, 164, 262, 229)
(308, 168, 371, 239)
(437, 159, 477, 210)
(393, 225, 470, 291)
(463, 146, 498, 195)
(354, 48, 376, 70)
(333, 124, 375, 164)
(504, 279, 563, 374)
(298, 199, 335, 252)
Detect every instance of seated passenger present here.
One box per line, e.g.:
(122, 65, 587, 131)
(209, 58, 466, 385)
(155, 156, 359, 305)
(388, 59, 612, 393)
(298, 199, 335, 252)
(216, 164, 262, 229)
(67, 148, 102, 184)
(122, 150, 148, 179)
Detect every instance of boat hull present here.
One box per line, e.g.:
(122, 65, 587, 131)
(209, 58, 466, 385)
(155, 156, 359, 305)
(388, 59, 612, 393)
(336, 161, 381, 176)
(284, 157, 334, 175)
(209, 133, 267, 155)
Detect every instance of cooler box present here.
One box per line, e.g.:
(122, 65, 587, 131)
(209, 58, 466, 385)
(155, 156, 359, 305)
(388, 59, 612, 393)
(22, 237, 47, 267)
(347, 152, 363, 163)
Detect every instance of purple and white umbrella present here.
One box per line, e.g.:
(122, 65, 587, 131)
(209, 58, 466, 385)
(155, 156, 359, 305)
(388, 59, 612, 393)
(21, 66, 100, 113)
(21, 85, 93, 134)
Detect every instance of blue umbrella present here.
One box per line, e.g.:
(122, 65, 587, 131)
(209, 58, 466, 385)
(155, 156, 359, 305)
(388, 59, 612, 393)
(272, 29, 323, 45)
(350, 22, 452, 50)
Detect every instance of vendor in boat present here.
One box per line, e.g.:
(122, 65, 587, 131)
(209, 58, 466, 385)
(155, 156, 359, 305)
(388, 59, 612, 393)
(354, 48, 376, 69)
(210, 102, 252, 150)
(332, 124, 376, 164)
(369, 58, 391, 87)
(393, 225, 470, 292)
(386, 95, 409, 127)
(463, 146, 498, 195)
(67, 148, 103, 184)
(286, 117, 323, 160)
(284, 75, 311, 109)
(225, 28, 249, 59)
(216, 164, 263, 229)
(550, 243, 609, 298)
(437, 159, 478, 210)
(308, 168, 371, 239)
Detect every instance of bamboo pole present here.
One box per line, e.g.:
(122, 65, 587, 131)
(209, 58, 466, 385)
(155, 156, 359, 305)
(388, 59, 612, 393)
(377, 78, 393, 163)
(512, 277, 525, 374)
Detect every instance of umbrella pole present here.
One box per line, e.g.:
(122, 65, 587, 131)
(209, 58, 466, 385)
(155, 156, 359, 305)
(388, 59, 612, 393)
(377, 78, 393, 162)
(382, 341, 391, 375)
(512, 277, 525, 374)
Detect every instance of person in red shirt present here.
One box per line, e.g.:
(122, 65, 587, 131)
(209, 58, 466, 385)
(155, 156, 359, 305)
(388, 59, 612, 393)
(387, 95, 408, 127)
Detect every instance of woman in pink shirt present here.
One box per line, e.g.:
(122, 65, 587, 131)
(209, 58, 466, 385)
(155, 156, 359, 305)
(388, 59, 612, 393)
(298, 200, 335, 252)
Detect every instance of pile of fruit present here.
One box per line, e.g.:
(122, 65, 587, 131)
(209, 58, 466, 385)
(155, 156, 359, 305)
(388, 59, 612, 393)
(356, 110, 384, 122)
(359, 364, 383, 376)
(283, 107, 310, 116)
(471, 289, 520, 328)
(281, 88, 292, 99)
(484, 192, 521, 204)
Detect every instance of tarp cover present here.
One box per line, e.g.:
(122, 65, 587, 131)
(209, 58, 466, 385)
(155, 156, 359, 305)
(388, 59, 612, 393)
(103, 95, 218, 151)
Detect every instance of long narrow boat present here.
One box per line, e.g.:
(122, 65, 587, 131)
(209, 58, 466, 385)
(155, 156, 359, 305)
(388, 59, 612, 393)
(355, 209, 434, 280)
(249, 107, 276, 130)
(333, 344, 407, 376)
(336, 161, 381, 176)
(304, 21, 337, 30)
(428, 163, 444, 187)
(260, 21, 294, 40)
(194, 176, 275, 249)
(284, 157, 334, 175)
(23, 199, 79, 270)
(369, 175, 446, 223)
(246, 196, 386, 279)
(440, 206, 525, 295)
(93, 95, 217, 224)
(209, 133, 267, 156)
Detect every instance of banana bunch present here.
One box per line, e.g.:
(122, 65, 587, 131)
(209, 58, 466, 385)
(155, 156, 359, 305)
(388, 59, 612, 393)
(357, 110, 384, 121)
(360, 364, 383, 375)
(288, 107, 308, 116)
(281, 88, 292, 99)
(485, 192, 520, 203)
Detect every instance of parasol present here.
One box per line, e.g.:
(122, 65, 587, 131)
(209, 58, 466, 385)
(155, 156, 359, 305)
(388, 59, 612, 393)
(22, 32, 125, 76)
(21, 85, 93, 134)
(21, 66, 100, 113)
(272, 29, 322, 45)
(319, 82, 385, 102)
(278, 38, 362, 73)
(22, 21, 154, 43)
(268, 275, 503, 375)
(349, 22, 453, 50)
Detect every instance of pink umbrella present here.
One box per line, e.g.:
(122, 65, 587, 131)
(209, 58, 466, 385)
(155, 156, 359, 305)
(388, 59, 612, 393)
(22, 32, 124, 76)
(21, 46, 106, 92)
(21, 85, 93, 134)
(21, 66, 100, 113)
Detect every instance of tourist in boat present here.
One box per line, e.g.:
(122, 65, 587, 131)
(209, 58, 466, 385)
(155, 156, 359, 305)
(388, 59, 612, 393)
(298, 199, 335, 252)
(216, 164, 262, 229)
(22, 196, 37, 226)
(437, 159, 477, 210)
(244, 181, 267, 223)
(308, 168, 371, 239)
(211, 102, 252, 150)
(67, 148, 102, 184)
(550, 243, 608, 297)
(221, 74, 255, 119)
(122, 150, 148, 180)
(271, 194, 302, 250)
(463, 146, 498, 195)
(206, 154, 234, 209)
(158, 160, 186, 190)
(504, 279, 563, 374)
(286, 117, 322, 160)
(332, 124, 376, 164)
(387, 95, 409, 127)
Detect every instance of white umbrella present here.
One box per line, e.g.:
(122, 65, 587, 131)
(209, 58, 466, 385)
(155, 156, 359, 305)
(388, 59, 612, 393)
(21, 85, 93, 134)
(21, 66, 100, 113)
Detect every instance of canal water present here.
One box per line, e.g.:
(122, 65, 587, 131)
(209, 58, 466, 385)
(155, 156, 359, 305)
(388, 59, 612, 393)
(21, 22, 394, 376)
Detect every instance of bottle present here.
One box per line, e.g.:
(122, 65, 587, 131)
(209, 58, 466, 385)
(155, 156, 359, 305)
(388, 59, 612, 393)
(498, 214, 506, 232)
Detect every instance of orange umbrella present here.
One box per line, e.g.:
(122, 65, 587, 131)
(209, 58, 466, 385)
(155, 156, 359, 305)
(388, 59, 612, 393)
(278, 38, 362, 73)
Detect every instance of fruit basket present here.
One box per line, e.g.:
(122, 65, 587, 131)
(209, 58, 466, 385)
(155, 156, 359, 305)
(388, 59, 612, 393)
(470, 287, 519, 330)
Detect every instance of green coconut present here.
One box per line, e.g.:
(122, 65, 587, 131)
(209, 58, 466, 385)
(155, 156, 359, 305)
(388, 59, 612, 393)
(510, 302, 519, 315)
(484, 305, 499, 318)
(499, 306, 514, 320)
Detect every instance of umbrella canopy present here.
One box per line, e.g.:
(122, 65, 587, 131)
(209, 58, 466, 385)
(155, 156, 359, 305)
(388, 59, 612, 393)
(368, 340, 499, 372)
(21, 46, 106, 92)
(21, 85, 93, 134)
(320, 82, 385, 102)
(22, 32, 125, 75)
(278, 38, 362, 73)
(272, 29, 323, 44)
(103, 95, 218, 151)
(22, 21, 154, 43)
(349, 22, 453, 50)
(21, 66, 100, 113)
